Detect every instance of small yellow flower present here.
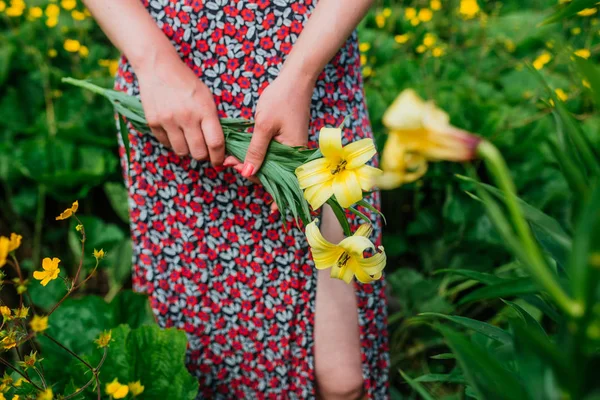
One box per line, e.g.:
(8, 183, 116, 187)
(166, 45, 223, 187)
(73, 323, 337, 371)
(45, 4, 60, 17)
(375, 14, 385, 28)
(60, 0, 76, 10)
(378, 89, 481, 189)
(394, 34, 410, 44)
(555, 88, 568, 101)
(382, 7, 391, 18)
(360, 54, 367, 66)
(1, 333, 17, 350)
(13, 307, 28, 319)
(128, 381, 145, 397)
(30, 315, 48, 333)
(578, 7, 597, 16)
(8, 233, 21, 252)
(63, 39, 81, 53)
(28, 7, 43, 18)
(295, 127, 381, 210)
(33, 258, 61, 287)
(71, 9, 85, 20)
(0, 237, 9, 268)
(0, 2, 6, 12)
(56, 200, 78, 220)
(533, 51, 552, 70)
(430, 0, 442, 11)
(46, 17, 58, 27)
(362, 66, 373, 78)
(358, 42, 371, 53)
(93, 248, 105, 260)
(306, 220, 386, 284)
(37, 388, 52, 400)
(19, 351, 40, 369)
(574, 49, 591, 59)
(0, 306, 10, 320)
(432, 47, 445, 57)
(95, 330, 112, 348)
(13, 377, 25, 387)
(423, 33, 436, 47)
(79, 45, 89, 58)
(459, 0, 480, 19)
(405, 7, 417, 20)
(571, 26, 581, 35)
(410, 17, 420, 26)
(106, 378, 129, 399)
(75, 224, 84, 232)
(416, 44, 427, 53)
(5, 6, 23, 17)
(583, 79, 591, 89)
(48, 49, 57, 58)
(418, 8, 433, 22)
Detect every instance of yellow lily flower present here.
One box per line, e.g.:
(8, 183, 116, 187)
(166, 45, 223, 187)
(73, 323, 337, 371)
(305, 219, 386, 284)
(33, 258, 61, 286)
(378, 89, 481, 190)
(295, 128, 382, 209)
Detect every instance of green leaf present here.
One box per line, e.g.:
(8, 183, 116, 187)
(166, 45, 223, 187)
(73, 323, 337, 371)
(326, 198, 352, 236)
(104, 182, 130, 224)
(419, 313, 512, 345)
(439, 326, 529, 400)
(414, 373, 466, 384)
(399, 370, 436, 400)
(435, 269, 507, 285)
(502, 300, 548, 339)
(542, 0, 597, 24)
(574, 56, 600, 108)
(430, 353, 455, 360)
(459, 278, 539, 304)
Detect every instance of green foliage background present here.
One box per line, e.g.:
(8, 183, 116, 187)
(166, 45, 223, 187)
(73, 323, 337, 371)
(0, 0, 598, 398)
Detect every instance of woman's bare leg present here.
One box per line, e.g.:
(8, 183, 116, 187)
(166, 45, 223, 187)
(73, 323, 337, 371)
(314, 205, 365, 400)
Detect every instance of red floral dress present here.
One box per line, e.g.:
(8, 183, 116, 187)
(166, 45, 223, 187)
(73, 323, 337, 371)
(114, 1, 389, 398)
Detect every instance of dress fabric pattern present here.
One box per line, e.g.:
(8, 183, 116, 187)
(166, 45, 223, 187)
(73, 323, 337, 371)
(114, 0, 389, 398)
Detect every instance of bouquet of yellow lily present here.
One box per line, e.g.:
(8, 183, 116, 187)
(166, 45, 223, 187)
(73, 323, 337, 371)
(62, 78, 387, 284)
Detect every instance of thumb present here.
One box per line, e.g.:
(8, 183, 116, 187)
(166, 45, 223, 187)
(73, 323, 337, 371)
(242, 127, 272, 178)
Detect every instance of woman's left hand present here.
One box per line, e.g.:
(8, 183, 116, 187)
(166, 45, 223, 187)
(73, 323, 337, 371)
(224, 67, 315, 209)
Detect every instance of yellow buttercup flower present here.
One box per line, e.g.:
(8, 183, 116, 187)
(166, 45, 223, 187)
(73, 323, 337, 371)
(0, 236, 9, 268)
(1, 333, 17, 350)
(375, 14, 385, 28)
(418, 8, 433, 22)
(48, 49, 57, 58)
(46, 17, 58, 27)
(306, 220, 386, 284)
(405, 7, 417, 20)
(5, 5, 23, 17)
(33, 258, 61, 286)
(93, 248, 105, 260)
(577, 8, 597, 16)
(0, 2, 6, 12)
(79, 45, 89, 57)
(431, 0, 442, 11)
(29, 7, 43, 18)
(63, 39, 81, 53)
(99, 59, 120, 76)
(14, 307, 28, 319)
(555, 88, 568, 101)
(71, 9, 85, 20)
(378, 89, 481, 190)
(295, 128, 382, 209)
(432, 47, 445, 57)
(423, 33, 436, 47)
(459, 0, 480, 19)
(395, 34, 410, 44)
(583, 79, 591, 89)
(358, 42, 371, 53)
(0, 306, 10, 319)
(382, 7, 391, 18)
(416, 44, 427, 53)
(128, 381, 145, 397)
(571, 26, 581, 35)
(574, 49, 591, 59)
(8, 233, 21, 252)
(410, 17, 420, 26)
(56, 200, 78, 220)
(106, 378, 129, 399)
(533, 51, 552, 70)
(30, 315, 48, 333)
(60, 0, 76, 10)
(45, 4, 60, 17)
(95, 330, 112, 348)
(37, 388, 52, 400)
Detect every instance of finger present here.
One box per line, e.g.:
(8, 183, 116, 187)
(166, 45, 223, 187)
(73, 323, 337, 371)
(223, 155, 242, 167)
(202, 115, 225, 167)
(163, 121, 189, 156)
(234, 164, 261, 185)
(242, 126, 273, 178)
(183, 123, 209, 161)
(150, 126, 171, 148)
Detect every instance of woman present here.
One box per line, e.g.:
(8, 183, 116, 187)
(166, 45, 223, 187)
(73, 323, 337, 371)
(83, 0, 388, 398)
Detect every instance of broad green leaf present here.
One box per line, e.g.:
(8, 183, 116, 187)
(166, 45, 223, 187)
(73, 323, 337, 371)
(542, 0, 598, 24)
(439, 326, 529, 400)
(435, 268, 506, 285)
(419, 313, 512, 344)
(502, 300, 548, 339)
(399, 370, 436, 400)
(459, 278, 539, 304)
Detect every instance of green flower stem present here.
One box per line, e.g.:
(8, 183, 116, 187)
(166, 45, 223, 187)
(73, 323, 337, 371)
(477, 140, 583, 318)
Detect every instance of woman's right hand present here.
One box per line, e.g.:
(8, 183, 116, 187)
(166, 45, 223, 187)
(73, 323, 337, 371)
(135, 53, 225, 166)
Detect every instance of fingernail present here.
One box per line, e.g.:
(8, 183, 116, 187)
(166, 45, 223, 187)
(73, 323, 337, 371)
(241, 163, 255, 178)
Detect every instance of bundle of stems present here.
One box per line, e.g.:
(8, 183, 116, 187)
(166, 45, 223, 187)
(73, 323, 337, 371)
(62, 77, 332, 227)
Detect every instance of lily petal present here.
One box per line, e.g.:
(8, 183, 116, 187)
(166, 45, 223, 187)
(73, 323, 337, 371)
(354, 223, 373, 238)
(319, 127, 343, 162)
(303, 181, 334, 210)
(330, 261, 355, 284)
(305, 219, 336, 251)
(332, 171, 363, 208)
(354, 165, 383, 191)
(295, 158, 333, 189)
(338, 235, 375, 256)
(356, 248, 387, 275)
(306, 220, 345, 270)
(343, 139, 377, 170)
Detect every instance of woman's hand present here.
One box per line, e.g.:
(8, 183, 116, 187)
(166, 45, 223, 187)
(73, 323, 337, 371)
(238, 67, 315, 178)
(136, 53, 225, 166)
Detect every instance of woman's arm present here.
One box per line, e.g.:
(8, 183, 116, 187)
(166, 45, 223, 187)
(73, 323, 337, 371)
(82, 0, 225, 166)
(240, 0, 375, 177)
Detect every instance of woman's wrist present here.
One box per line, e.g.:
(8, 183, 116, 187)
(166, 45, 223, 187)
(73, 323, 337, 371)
(128, 37, 179, 76)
